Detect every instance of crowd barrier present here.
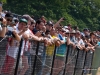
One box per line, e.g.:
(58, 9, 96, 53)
(0, 37, 99, 75)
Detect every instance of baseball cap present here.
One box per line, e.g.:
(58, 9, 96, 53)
(83, 28, 89, 31)
(46, 21, 53, 26)
(64, 26, 68, 29)
(70, 30, 76, 34)
(5, 12, 13, 18)
(19, 18, 28, 25)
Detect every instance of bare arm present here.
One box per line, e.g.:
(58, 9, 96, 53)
(53, 18, 64, 28)
(12, 30, 21, 41)
(0, 18, 7, 37)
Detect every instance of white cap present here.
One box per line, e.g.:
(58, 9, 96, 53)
(70, 30, 76, 33)
(66, 29, 69, 33)
(64, 26, 68, 29)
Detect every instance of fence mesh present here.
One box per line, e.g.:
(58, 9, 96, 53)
(0, 37, 99, 75)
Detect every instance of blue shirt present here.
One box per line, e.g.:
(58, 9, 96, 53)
(56, 36, 67, 56)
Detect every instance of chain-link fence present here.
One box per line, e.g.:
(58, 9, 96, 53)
(0, 37, 99, 75)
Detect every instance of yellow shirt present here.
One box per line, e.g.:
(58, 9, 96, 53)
(46, 36, 56, 56)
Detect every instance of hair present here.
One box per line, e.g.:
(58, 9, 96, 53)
(5, 12, 13, 18)
(35, 19, 44, 28)
(36, 19, 43, 25)
(73, 26, 78, 30)
(90, 32, 95, 37)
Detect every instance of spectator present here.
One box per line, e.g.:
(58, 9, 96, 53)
(75, 31, 85, 50)
(29, 21, 36, 32)
(1, 19, 26, 75)
(33, 19, 45, 36)
(19, 16, 46, 75)
(52, 28, 70, 75)
(42, 27, 61, 75)
(89, 32, 98, 48)
(81, 28, 90, 37)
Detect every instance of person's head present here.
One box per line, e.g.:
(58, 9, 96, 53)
(73, 26, 79, 31)
(42, 25, 46, 33)
(29, 20, 36, 30)
(18, 18, 28, 30)
(67, 24, 72, 31)
(90, 32, 96, 38)
(83, 28, 89, 35)
(41, 16, 45, 19)
(96, 30, 100, 35)
(75, 31, 81, 38)
(35, 19, 44, 30)
(5, 12, 13, 25)
(50, 27, 56, 36)
(13, 18, 19, 24)
(45, 21, 53, 31)
(22, 14, 33, 27)
(70, 30, 76, 37)
(59, 28, 66, 36)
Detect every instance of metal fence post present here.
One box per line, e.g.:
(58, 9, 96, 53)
(31, 41, 39, 75)
(73, 49, 79, 75)
(14, 38, 23, 75)
(50, 46, 57, 75)
(63, 45, 70, 75)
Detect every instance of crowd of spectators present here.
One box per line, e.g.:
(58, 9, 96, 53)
(0, 10, 100, 75)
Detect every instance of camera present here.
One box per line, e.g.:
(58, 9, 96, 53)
(41, 32, 45, 37)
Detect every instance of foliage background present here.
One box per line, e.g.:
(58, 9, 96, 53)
(1, 0, 100, 31)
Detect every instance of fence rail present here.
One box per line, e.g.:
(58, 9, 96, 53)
(0, 37, 99, 75)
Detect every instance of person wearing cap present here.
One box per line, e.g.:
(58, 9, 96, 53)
(1, 19, 28, 75)
(81, 28, 90, 37)
(52, 28, 70, 75)
(75, 31, 85, 50)
(45, 21, 54, 37)
(18, 18, 48, 75)
(5, 12, 13, 25)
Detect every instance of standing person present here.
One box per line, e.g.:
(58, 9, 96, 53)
(1, 18, 27, 75)
(19, 16, 46, 75)
(52, 28, 70, 75)
(42, 27, 61, 75)
(75, 31, 85, 50)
